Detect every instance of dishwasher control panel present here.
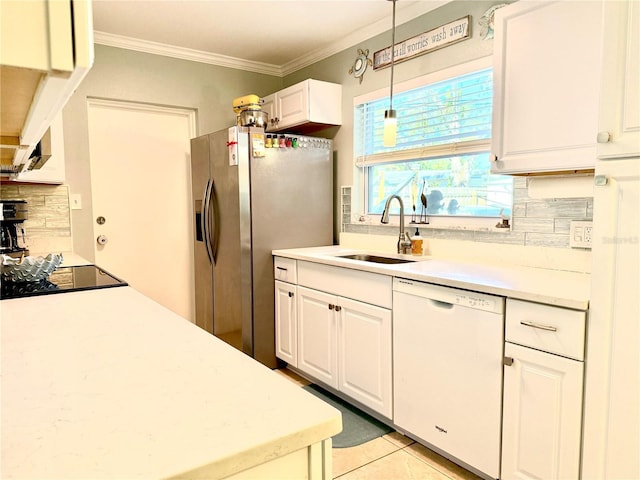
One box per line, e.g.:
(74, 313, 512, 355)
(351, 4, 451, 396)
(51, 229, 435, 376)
(393, 278, 505, 314)
(454, 292, 497, 311)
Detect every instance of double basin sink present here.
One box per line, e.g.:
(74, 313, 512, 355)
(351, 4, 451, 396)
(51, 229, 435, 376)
(336, 253, 416, 265)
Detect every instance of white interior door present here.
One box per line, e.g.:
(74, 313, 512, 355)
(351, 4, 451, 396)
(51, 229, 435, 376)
(87, 99, 196, 322)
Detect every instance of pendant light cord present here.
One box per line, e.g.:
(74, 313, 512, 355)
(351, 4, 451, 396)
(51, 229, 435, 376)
(389, 0, 397, 111)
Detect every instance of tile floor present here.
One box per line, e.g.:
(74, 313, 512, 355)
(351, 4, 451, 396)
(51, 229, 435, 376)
(275, 368, 483, 480)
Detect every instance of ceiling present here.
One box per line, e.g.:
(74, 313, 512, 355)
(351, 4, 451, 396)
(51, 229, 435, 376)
(91, 0, 449, 76)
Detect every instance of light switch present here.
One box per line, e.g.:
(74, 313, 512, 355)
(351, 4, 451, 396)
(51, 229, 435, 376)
(71, 194, 82, 210)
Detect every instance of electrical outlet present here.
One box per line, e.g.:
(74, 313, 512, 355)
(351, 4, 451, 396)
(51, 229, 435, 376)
(570, 220, 593, 249)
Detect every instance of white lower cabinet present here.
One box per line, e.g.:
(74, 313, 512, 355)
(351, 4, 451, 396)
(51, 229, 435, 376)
(297, 287, 337, 388)
(275, 256, 591, 480)
(502, 299, 586, 480)
(337, 296, 391, 417)
(297, 285, 392, 418)
(274, 280, 297, 367)
(502, 343, 584, 480)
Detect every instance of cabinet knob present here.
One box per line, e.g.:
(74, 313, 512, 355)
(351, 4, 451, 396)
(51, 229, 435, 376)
(335, 305, 342, 312)
(490, 154, 498, 162)
(594, 175, 608, 186)
(503, 356, 514, 367)
(597, 131, 611, 143)
(328, 304, 334, 310)
(288, 291, 294, 298)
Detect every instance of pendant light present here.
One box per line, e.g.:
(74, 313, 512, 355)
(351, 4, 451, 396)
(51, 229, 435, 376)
(383, 0, 398, 147)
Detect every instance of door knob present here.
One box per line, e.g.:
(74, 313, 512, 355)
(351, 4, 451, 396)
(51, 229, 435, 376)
(96, 235, 108, 245)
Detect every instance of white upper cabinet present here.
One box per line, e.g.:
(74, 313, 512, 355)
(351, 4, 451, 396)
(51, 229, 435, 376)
(0, 0, 93, 177)
(597, 1, 640, 159)
(263, 79, 342, 133)
(491, 1, 604, 175)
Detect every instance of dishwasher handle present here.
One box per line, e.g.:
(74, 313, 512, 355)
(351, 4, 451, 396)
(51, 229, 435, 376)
(429, 299, 454, 310)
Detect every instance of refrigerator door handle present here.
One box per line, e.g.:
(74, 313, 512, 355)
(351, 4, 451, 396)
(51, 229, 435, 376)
(210, 178, 221, 265)
(202, 179, 214, 265)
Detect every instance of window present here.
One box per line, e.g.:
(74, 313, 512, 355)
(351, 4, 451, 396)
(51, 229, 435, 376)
(354, 59, 512, 221)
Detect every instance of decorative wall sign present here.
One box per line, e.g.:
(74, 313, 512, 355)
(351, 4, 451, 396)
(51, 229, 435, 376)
(373, 16, 471, 70)
(348, 48, 373, 84)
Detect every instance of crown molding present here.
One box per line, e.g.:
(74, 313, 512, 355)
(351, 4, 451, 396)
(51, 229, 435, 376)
(93, 31, 284, 76)
(281, 1, 449, 76)
(94, 1, 448, 78)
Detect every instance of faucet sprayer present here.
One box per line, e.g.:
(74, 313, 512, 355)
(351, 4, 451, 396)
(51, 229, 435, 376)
(381, 195, 412, 254)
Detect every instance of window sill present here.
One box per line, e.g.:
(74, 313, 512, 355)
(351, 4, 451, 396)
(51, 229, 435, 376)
(352, 214, 511, 233)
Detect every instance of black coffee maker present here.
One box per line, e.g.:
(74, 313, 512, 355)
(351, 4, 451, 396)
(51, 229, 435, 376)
(1, 200, 29, 258)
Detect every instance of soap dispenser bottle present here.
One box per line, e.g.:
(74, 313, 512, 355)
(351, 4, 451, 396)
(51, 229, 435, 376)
(411, 228, 423, 256)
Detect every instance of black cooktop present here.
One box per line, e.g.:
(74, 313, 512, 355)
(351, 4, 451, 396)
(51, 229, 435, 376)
(0, 265, 128, 300)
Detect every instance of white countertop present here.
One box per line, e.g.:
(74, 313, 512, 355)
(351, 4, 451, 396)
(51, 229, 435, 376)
(273, 246, 590, 310)
(1, 287, 341, 479)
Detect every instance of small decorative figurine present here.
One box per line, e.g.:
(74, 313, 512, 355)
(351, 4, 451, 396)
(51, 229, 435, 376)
(348, 48, 373, 84)
(479, 4, 508, 40)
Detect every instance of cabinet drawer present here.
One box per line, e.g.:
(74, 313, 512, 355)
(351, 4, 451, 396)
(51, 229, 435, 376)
(298, 261, 392, 309)
(274, 257, 297, 284)
(506, 299, 586, 360)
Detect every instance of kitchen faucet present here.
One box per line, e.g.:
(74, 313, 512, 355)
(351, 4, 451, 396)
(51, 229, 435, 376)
(381, 195, 412, 254)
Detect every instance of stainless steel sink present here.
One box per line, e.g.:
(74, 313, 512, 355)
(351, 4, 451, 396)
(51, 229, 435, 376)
(337, 254, 415, 264)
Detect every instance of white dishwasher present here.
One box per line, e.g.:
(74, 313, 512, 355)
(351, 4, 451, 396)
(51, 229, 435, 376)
(393, 278, 504, 479)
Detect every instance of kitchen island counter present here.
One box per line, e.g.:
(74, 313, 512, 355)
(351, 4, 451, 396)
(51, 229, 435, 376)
(1, 287, 341, 479)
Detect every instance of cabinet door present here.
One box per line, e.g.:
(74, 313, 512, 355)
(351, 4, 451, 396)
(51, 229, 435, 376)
(274, 280, 297, 366)
(502, 342, 584, 480)
(0, 0, 73, 71)
(276, 81, 309, 130)
(337, 297, 392, 418)
(597, 1, 640, 159)
(297, 286, 338, 389)
(491, 0, 603, 174)
(583, 159, 640, 479)
(262, 93, 277, 132)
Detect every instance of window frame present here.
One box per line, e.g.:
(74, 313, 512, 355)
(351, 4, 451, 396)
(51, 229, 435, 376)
(352, 56, 511, 230)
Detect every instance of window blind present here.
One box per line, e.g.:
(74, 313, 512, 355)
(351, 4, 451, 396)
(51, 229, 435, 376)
(355, 68, 493, 166)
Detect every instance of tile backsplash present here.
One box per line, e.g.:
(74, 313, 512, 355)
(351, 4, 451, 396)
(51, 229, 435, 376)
(342, 177, 593, 249)
(1, 184, 72, 253)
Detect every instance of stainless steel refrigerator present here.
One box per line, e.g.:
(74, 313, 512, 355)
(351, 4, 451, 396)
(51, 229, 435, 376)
(191, 126, 333, 368)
